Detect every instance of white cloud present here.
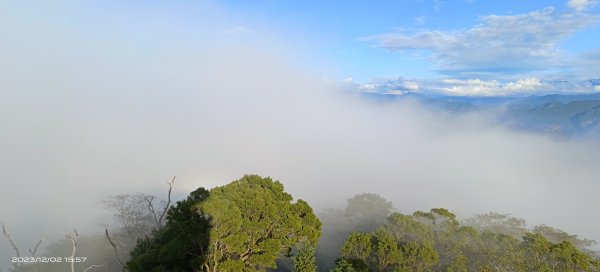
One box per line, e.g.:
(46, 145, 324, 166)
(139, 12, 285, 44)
(348, 77, 600, 96)
(360, 83, 378, 93)
(440, 79, 500, 96)
(344, 77, 422, 94)
(438, 78, 545, 96)
(403, 81, 420, 91)
(368, 7, 599, 78)
(383, 90, 405, 95)
(504, 77, 543, 92)
(568, 0, 597, 11)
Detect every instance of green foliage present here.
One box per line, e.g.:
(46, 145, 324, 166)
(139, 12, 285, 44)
(331, 258, 356, 272)
(520, 233, 599, 272)
(119, 180, 597, 272)
(345, 193, 393, 231)
(126, 175, 321, 272)
(336, 208, 598, 272)
(533, 224, 597, 251)
(126, 187, 211, 272)
(413, 208, 459, 231)
(340, 232, 372, 261)
(293, 245, 318, 272)
(462, 212, 528, 239)
(372, 228, 402, 271)
(445, 252, 468, 272)
(385, 212, 433, 244)
(197, 175, 321, 272)
(317, 193, 394, 271)
(338, 226, 438, 271)
(398, 242, 438, 271)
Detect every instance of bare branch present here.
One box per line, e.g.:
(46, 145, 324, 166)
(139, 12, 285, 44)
(82, 264, 104, 272)
(66, 229, 79, 272)
(105, 229, 126, 269)
(143, 195, 159, 229)
(1, 223, 21, 269)
(157, 176, 176, 226)
(28, 235, 46, 257)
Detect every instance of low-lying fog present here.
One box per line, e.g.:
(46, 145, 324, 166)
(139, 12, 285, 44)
(1, 2, 599, 266)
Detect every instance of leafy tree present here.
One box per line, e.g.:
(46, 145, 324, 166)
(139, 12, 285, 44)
(479, 247, 527, 272)
(398, 242, 438, 272)
(462, 212, 528, 239)
(533, 224, 597, 251)
(127, 175, 321, 272)
(413, 208, 459, 231)
(340, 232, 372, 262)
(331, 258, 356, 272)
(520, 233, 599, 272)
(549, 240, 595, 271)
(372, 228, 402, 271)
(384, 213, 433, 244)
(126, 187, 211, 272)
(336, 207, 600, 272)
(445, 252, 468, 272)
(338, 223, 438, 272)
(345, 193, 393, 231)
(316, 193, 393, 271)
(197, 175, 321, 272)
(293, 245, 317, 272)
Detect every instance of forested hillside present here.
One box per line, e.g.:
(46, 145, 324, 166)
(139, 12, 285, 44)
(3, 175, 598, 272)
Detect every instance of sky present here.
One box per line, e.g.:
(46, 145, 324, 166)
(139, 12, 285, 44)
(3, 0, 600, 266)
(216, 0, 600, 96)
(2, 0, 600, 96)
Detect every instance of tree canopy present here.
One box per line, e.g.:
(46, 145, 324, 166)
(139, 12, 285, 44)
(334, 208, 600, 272)
(197, 175, 321, 272)
(126, 187, 211, 272)
(127, 175, 321, 272)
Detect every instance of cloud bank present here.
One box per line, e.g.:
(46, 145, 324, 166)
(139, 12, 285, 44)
(344, 76, 600, 96)
(367, 4, 600, 84)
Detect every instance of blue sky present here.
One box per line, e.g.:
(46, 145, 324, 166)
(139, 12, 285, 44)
(218, 0, 600, 95)
(2, 0, 600, 96)
(220, 0, 588, 80)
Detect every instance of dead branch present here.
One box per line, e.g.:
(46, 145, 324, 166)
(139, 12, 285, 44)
(1, 223, 20, 258)
(1, 223, 21, 269)
(82, 264, 104, 272)
(143, 195, 159, 229)
(116, 239, 128, 249)
(157, 176, 175, 226)
(66, 229, 79, 272)
(105, 229, 126, 270)
(28, 235, 47, 257)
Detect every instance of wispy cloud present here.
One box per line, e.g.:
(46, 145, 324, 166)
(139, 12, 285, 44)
(414, 16, 427, 25)
(343, 77, 423, 95)
(438, 78, 544, 96)
(367, 6, 600, 79)
(568, 0, 597, 11)
(346, 77, 600, 96)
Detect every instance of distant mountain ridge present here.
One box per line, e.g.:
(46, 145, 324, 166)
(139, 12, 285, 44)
(360, 92, 600, 138)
